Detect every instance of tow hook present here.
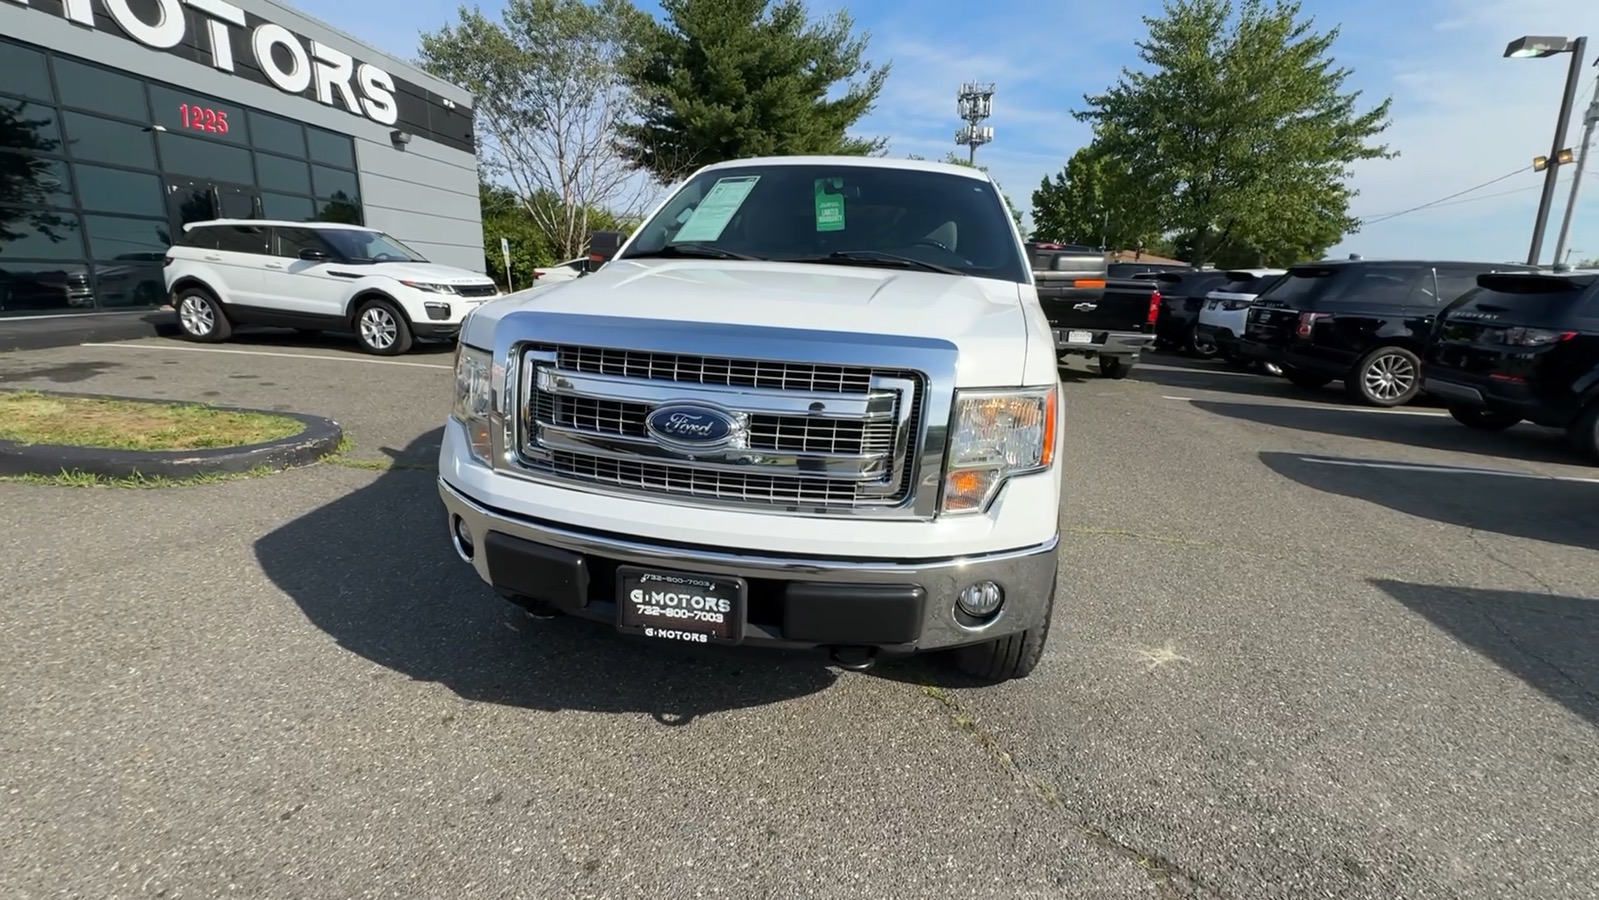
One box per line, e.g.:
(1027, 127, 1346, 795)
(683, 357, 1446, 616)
(830, 646, 877, 671)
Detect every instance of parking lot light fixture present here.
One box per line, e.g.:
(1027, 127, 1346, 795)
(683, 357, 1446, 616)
(1504, 34, 1587, 265)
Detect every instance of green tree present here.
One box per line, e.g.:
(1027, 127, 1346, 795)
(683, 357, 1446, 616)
(615, 0, 889, 182)
(906, 152, 1024, 230)
(0, 100, 73, 245)
(479, 182, 640, 290)
(1029, 142, 1159, 250)
(419, 0, 652, 260)
(1074, 0, 1394, 267)
(1576, 257, 1599, 268)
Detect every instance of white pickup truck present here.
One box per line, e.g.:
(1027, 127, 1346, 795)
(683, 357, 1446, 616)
(438, 156, 1064, 681)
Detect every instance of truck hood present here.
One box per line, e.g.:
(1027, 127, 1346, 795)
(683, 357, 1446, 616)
(464, 258, 1031, 386)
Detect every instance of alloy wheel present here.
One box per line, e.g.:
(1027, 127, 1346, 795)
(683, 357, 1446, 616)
(359, 306, 398, 350)
(1362, 352, 1416, 403)
(179, 295, 214, 336)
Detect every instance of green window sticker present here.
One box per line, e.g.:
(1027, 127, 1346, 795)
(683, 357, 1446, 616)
(672, 175, 761, 243)
(814, 177, 845, 232)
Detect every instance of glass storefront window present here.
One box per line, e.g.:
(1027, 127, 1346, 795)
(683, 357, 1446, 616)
(312, 164, 359, 201)
(307, 127, 355, 168)
(158, 132, 253, 185)
(256, 153, 311, 195)
(2, 152, 72, 209)
(82, 214, 170, 259)
(62, 112, 157, 169)
(0, 210, 84, 259)
(262, 192, 315, 221)
(315, 196, 362, 225)
(0, 42, 53, 102)
(0, 260, 93, 315)
(52, 57, 148, 121)
(1, 98, 64, 158)
(148, 84, 248, 146)
(249, 111, 306, 158)
(75, 165, 163, 217)
(91, 257, 167, 309)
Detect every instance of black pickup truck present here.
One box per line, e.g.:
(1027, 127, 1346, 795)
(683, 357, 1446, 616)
(1028, 242, 1159, 379)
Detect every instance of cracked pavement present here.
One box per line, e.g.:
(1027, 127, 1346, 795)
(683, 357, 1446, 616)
(2, 335, 1596, 899)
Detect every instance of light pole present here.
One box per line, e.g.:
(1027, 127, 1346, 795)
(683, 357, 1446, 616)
(1504, 34, 1588, 266)
(1553, 60, 1599, 268)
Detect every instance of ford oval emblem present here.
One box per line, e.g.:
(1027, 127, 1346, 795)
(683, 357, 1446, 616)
(645, 403, 741, 451)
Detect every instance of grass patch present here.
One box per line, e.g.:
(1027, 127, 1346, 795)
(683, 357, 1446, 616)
(0, 390, 302, 451)
(0, 465, 278, 489)
(321, 434, 435, 472)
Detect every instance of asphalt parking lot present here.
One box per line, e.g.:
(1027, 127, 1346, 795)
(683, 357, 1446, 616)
(3, 333, 1596, 900)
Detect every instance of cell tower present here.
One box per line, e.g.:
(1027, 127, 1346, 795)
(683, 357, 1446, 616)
(955, 82, 995, 164)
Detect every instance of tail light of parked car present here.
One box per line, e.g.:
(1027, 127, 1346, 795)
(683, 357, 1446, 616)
(1220, 298, 1253, 311)
(1495, 327, 1576, 347)
(1296, 311, 1330, 337)
(1147, 289, 1162, 324)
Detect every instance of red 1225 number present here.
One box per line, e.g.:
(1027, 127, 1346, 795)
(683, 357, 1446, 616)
(179, 103, 229, 135)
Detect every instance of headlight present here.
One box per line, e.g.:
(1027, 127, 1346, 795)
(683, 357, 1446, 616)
(452, 344, 494, 463)
(401, 280, 457, 294)
(941, 386, 1058, 514)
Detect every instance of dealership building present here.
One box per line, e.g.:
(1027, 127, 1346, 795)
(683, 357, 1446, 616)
(0, 0, 483, 320)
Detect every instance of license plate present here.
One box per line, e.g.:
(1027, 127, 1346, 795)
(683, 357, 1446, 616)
(616, 566, 744, 643)
(1068, 330, 1093, 344)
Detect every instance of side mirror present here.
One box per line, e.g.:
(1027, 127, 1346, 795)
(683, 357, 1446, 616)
(298, 247, 330, 262)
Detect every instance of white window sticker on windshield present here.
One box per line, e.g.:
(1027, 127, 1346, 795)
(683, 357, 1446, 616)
(672, 175, 761, 243)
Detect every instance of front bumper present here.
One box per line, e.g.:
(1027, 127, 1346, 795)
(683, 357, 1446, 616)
(413, 321, 463, 340)
(438, 477, 1060, 655)
(1052, 328, 1154, 357)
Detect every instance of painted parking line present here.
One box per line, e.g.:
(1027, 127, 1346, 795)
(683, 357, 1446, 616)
(81, 341, 453, 370)
(1161, 395, 1449, 417)
(1136, 363, 1259, 378)
(1298, 455, 1599, 485)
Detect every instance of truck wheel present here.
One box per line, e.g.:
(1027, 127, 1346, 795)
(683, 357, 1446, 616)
(1282, 366, 1331, 390)
(1448, 405, 1520, 431)
(1097, 356, 1133, 379)
(953, 582, 1055, 683)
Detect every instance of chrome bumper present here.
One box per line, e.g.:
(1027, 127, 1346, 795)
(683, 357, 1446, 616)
(438, 477, 1060, 652)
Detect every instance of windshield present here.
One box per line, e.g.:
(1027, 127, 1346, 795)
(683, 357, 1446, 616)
(619, 163, 1029, 283)
(322, 229, 430, 264)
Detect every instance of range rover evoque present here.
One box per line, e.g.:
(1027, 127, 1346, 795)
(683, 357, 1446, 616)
(438, 156, 1067, 682)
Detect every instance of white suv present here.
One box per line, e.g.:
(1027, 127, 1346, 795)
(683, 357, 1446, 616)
(164, 220, 502, 355)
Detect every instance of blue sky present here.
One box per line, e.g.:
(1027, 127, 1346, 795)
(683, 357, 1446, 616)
(317, 0, 1599, 264)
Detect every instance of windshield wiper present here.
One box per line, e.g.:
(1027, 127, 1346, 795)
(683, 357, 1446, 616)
(789, 250, 963, 276)
(625, 243, 762, 261)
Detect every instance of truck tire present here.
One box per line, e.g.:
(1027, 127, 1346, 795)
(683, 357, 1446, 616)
(1097, 356, 1133, 379)
(954, 581, 1055, 683)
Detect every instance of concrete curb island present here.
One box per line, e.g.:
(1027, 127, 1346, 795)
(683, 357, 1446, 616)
(0, 390, 344, 481)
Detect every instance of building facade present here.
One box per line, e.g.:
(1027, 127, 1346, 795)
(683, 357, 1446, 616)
(0, 0, 482, 319)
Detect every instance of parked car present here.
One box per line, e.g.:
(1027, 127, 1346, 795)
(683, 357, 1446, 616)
(1423, 267, 1599, 461)
(1028, 243, 1157, 379)
(1237, 258, 1538, 407)
(1195, 268, 1287, 366)
(165, 220, 502, 355)
(442, 155, 1066, 682)
(533, 257, 588, 285)
(1108, 261, 1189, 279)
(1151, 269, 1232, 354)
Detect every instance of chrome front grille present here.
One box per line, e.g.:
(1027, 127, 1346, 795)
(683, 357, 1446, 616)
(517, 344, 925, 514)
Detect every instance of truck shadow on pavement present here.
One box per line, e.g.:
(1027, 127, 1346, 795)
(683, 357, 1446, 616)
(253, 428, 836, 724)
(1259, 451, 1599, 551)
(1371, 579, 1599, 727)
(1197, 399, 1579, 465)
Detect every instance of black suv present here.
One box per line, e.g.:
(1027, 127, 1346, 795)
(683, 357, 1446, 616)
(1423, 268, 1599, 461)
(1237, 259, 1537, 406)
(1151, 269, 1231, 353)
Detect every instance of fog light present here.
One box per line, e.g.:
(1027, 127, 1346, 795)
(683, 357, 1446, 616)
(451, 515, 474, 561)
(956, 581, 1004, 618)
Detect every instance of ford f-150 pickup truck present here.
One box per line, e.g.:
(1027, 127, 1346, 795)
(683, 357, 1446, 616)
(439, 155, 1065, 681)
